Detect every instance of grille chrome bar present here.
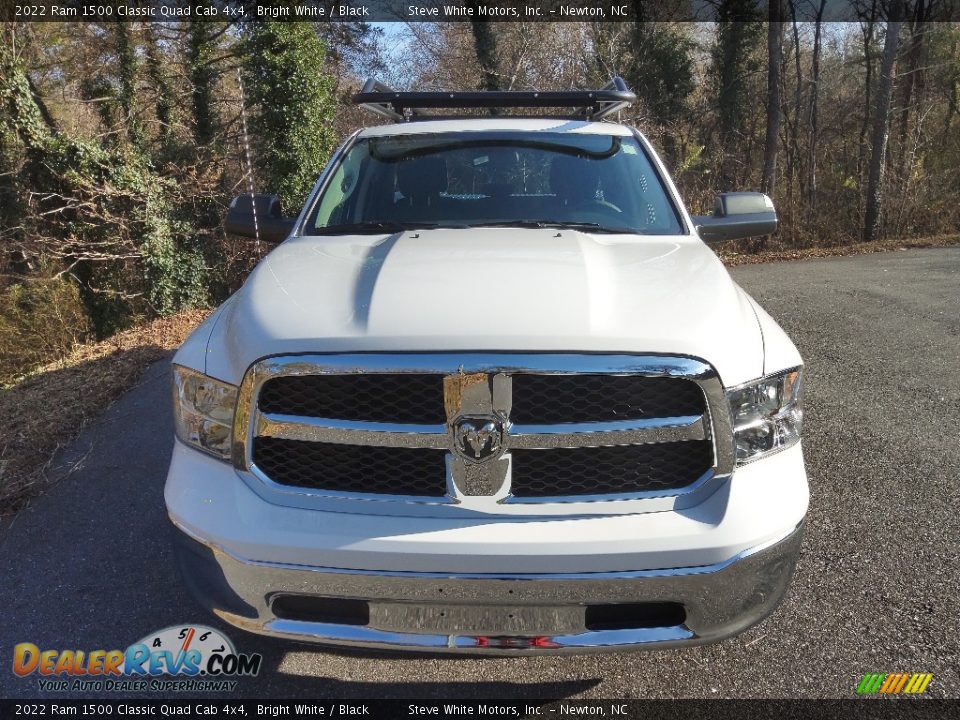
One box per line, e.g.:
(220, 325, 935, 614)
(507, 415, 706, 449)
(257, 409, 705, 452)
(257, 414, 448, 449)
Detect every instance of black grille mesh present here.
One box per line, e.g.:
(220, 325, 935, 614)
(510, 441, 713, 497)
(253, 437, 446, 496)
(510, 374, 705, 424)
(258, 374, 446, 424)
(259, 373, 704, 426)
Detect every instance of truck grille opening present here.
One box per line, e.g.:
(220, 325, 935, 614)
(510, 441, 713, 497)
(584, 602, 686, 631)
(271, 595, 370, 626)
(510, 374, 705, 424)
(258, 373, 705, 426)
(259, 374, 446, 424)
(253, 437, 447, 497)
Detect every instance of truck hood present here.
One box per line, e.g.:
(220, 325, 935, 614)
(202, 229, 763, 386)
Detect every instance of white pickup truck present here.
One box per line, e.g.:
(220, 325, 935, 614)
(165, 79, 808, 654)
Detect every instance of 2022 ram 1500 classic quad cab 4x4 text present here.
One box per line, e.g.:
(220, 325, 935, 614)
(165, 79, 807, 654)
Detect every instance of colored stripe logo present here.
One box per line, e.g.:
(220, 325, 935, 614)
(857, 673, 933, 695)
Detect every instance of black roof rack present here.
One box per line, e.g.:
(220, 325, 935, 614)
(352, 77, 636, 123)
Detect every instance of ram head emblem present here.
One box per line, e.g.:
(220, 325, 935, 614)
(453, 417, 504, 463)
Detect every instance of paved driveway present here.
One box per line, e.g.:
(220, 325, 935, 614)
(2, 248, 958, 699)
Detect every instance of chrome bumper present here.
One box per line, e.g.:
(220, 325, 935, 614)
(172, 520, 803, 655)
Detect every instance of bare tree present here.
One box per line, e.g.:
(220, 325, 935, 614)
(863, 2, 905, 242)
(112, 22, 142, 148)
(143, 23, 175, 144)
(784, 2, 804, 202)
(712, 0, 765, 189)
(468, 7, 502, 92)
(761, 0, 784, 196)
(857, 0, 880, 183)
(806, 0, 827, 213)
(895, 2, 930, 177)
(186, 20, 220, 148)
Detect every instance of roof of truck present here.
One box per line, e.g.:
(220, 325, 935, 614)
(357, 118, 635, 138)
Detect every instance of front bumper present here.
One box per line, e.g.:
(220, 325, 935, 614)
(172, 519, 804, 654)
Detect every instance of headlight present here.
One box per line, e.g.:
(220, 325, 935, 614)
(727, 367, 803, 464)
(172, 365, 238, 461)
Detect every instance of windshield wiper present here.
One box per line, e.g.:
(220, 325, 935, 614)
(466, 220, 641, 235)
(312, 220, 640, 235)
(312, 221, 467, 235)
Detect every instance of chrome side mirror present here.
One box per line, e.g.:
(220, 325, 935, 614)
(692, 192, 777, 243)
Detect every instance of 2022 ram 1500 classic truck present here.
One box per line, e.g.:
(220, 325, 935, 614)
(165, 79, 807, 653)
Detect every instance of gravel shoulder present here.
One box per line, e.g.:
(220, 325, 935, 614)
(1, 248, 957, 700)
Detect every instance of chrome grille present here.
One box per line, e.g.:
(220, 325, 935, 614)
(235, 354, 733, 516)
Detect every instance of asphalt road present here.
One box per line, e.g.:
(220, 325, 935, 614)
(1, 248, 958, 700)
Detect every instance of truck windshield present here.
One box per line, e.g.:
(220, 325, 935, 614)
(305, 131, 684, 235)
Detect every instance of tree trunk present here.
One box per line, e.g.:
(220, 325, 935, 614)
(945, 33, 959, 139)
(858, 0, 879, 184)
(144, 24, 174, 143)
(25, 75, 58, 134)
(785, 3, 803, 205)
(863, 5, 904, 242)
(805, 0, 826, 214)
(761, 0, 783, 197)
(895, 3, 927, 179)
(187, 20, 218, 148)
(468, 6, 501, 94)
(716, 21, 742, 189)
(113, 22, 142, 148)
(714, 3, 764, 190)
